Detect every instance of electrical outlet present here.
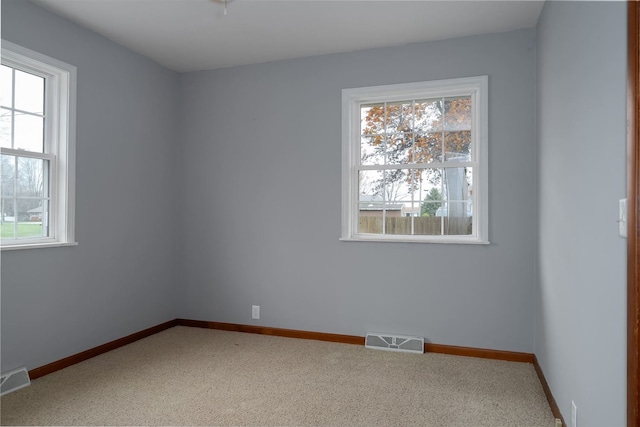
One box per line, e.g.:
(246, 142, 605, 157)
(252, 305, 260, 320)
(555, 418, 562, 427)
(571, 401, 577, 427)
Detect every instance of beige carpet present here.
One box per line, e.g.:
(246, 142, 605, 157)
(1, 326, 555, 426)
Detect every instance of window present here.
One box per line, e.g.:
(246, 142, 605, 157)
(341, 76, 488, 244)
(1, 41, 76, 250)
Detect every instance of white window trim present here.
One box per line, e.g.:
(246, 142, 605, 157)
(340, 76, 489, 244)
(1, 40, 77, 250)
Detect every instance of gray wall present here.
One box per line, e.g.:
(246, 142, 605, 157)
(536, 2, 627, 426)
(178, 29, 539, 352)
(1, 0, 180, 372)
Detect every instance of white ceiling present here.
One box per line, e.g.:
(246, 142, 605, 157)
(31, 0, 545, 72)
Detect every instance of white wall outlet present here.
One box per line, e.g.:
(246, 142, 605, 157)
(619, 198, 628, 238)
(252, 305, 260, 320)
(571, 401, 577, 427)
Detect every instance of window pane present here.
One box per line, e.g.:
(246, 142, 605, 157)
(360, 135, 384, 165)
(358, 170, 384, 234)
(1, 154, 15, 197)
(443, 202, 473, 236)
(444, 97, 471, 131)
(14, 113, 43, 152)
(382, 169, 412, 203)
(414, 132, 442, 164)
(384, 201, 410, 235)
(386, 101, 413, 134)
(17, 219, 43, 239)
(14, 69, 44, 114)
(402, 203, 419, 218)
(386, 134, 412, 165)
(20, 199, 47, 225)
(417, 181, 443, 218)
(1, 198, 15, 239)
(16, 198, 45, 238)
(443, 167, 471, 202)
(417, 168, 443, 199)
(442, 201, 471, 217)
(41, 199, 49, 236)
(358, 214, 382, 234)
(421, 201, 443, 217)
(17, 156, 46, 198)
(414, 168, 444, 237)
(361, 104, 384, 135)
(1, 66, 12, 108)
(0, 108, 11, 148)
(414, 99, 442, 133)
(444, 131, 471, 162)
(413, 214, 442, 236)
(359, 170, 384, 199)
(385, 168, 416, 236)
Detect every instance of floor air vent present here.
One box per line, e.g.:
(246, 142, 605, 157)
(365, 333, 424, 354)
(1, 367, 31, 396)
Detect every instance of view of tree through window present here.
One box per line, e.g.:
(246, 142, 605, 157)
(358, 97, 473, 236)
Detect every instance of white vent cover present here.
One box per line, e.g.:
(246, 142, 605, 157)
(1, 367, 31, 396)
(365, 332, 424, 354)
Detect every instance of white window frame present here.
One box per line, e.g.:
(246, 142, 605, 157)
(1, 40, 77, 250)
(341, 76, 489, 244)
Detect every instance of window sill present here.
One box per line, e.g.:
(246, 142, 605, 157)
(1, 241, 78, 251)
(339, 236, 490, 245)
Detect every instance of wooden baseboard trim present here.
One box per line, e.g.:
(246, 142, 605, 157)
(177, 319, 534, 363)
(28, 319, 179, 380)
(176, 319, 365, 345)
(533, 355, 565, 426)
(424, 343, 535, 363)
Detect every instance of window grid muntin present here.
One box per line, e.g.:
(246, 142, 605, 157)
(1, 151, 53, 240)
(357, 94, 476, 238)
(1, 53, 59, 245)
(1, 62, 49, 241)
(1, 63, 47, 152)
(14, 68, 45, 115)
(356, 166, 474, 237)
